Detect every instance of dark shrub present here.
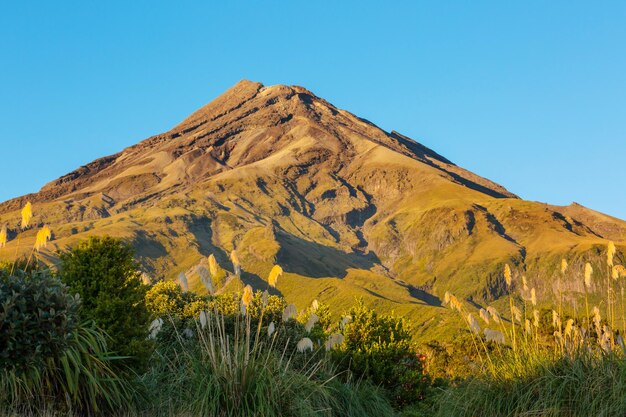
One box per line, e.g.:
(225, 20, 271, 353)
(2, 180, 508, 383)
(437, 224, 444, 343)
(0, 269, 80, 371)
(58, 236, 152, 370)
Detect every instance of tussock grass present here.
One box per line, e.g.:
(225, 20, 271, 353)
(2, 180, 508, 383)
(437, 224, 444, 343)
(436, 244, 626, 417)
(138, 296, 395, 417)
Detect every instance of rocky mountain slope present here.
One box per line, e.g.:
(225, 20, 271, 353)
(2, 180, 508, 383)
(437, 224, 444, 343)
(1, 80, 624, 340)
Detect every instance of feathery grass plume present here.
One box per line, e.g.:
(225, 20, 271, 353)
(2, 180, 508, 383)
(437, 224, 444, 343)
(533, 309, 540, 327)
(268, 264, 283, 287)
(267, 321, 275, 338)
(324, 333, 345, 351)
(21, 202, 32, 229)
(613, 265, 626, 279)
(35, 225, 51, 251)
(242, 285, 253, 307)
(230, 249, 241, 276)
(297, 337, 314, 353)
(467, 313, 481, 334)
(479, 308, 490, 324)
(311, 299, 319, 312)
(561, 258, 568, 274)
(196, 265, 214, 294)
(484, 328, 505, 344)
(305, 313, 319, 333)
(199, 310, 208, 329)
(140, 272, 152, 285)
(524, 319, 532, 335)
(34, 225, 51, 251)
(511, 305, 522, 323)
(552, 310, 560, 328)
(282, 303, 297, 322)
(445, 293, 463, 312)
(262, 289, 269, 306)
(444, 291, 451, 305)
(208, 254, 219, 277)
(584, 262, 593, 288)
(178, 272, 189, 292)
(0, 224, 7, 248)
(522, 275, 528, 292)
(592, 306, 601, 329)
(608, 241, 616, 267)
(340, 315, 352, 329)
(148, 318, 163, 339)
(486, 306, 501, 324)
(504, 264, 512, 288)
(564, 319, 575, 338)
(530, 287, 537, 306)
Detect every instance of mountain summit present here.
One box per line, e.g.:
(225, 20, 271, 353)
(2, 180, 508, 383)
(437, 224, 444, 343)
(1, 80, 624, 339)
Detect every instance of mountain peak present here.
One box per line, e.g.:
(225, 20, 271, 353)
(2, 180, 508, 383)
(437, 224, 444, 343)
(1, 81, 625, 342)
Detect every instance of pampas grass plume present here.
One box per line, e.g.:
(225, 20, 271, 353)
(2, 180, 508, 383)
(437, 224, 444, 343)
(297, 337, 313, 353)
(608, 241, 616, 267)
(487, 306, 501, 324)
(504, 264, 512, 288)
(242, 285, 253, 307)
(21, 202, 32, 230)
(34, 225, 51, 251)
(584, 263, 593, 288)
(479, 308, 490, 324)
(230, 250, 241, 276)
(208, 254, 219, 277)
(282, 304, 297, 322)
(0, 225, 7, 248)
(268, 265, 283, 287)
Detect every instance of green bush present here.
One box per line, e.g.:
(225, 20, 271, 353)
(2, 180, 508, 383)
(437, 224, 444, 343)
(58, 236, 152, 370)
(0, 269, 80, 371)
(0, 269, 131, 415)
(335, 300, 430, 407)
(1, 322, 133, 415)
(145, 280, 209, 320)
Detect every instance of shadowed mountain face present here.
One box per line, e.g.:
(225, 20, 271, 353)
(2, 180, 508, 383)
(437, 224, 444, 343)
(1, 80, 625, 340)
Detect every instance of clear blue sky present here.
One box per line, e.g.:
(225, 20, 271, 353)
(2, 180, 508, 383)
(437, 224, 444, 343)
(1, 1, 625, 219)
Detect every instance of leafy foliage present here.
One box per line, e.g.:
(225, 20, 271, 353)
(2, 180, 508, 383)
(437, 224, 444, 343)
(0, 269, 131, 415)
(335, 300, 430, 407)
(145, 280, 209, 320)
(0, 269, 80, 371)
(58, 236, 152, 369)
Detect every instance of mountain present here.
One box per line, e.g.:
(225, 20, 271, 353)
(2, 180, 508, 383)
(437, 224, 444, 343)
(1, 80, 625, 340)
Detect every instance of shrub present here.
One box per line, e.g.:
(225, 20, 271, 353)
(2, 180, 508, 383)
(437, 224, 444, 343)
(58, 236, 152, 370)
(0, 269, 80, 371)
(0, 269, 131, 415)
(145, 280, 209, 320)
(335, 300, 430, 407)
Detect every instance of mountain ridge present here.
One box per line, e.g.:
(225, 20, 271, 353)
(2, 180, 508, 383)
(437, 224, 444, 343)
(1, 80, 624, 340)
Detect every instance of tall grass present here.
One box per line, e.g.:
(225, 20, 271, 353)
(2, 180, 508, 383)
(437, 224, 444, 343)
(139, 298, 396, 417)
(437, 242, 626, 416)
(1, 323, 132, 416)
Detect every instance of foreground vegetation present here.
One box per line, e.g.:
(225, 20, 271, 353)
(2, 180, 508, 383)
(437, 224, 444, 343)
(1, 202, 626, 416)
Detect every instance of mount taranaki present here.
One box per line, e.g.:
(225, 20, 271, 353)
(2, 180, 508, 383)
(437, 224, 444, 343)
(2, 80, 624, 339)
